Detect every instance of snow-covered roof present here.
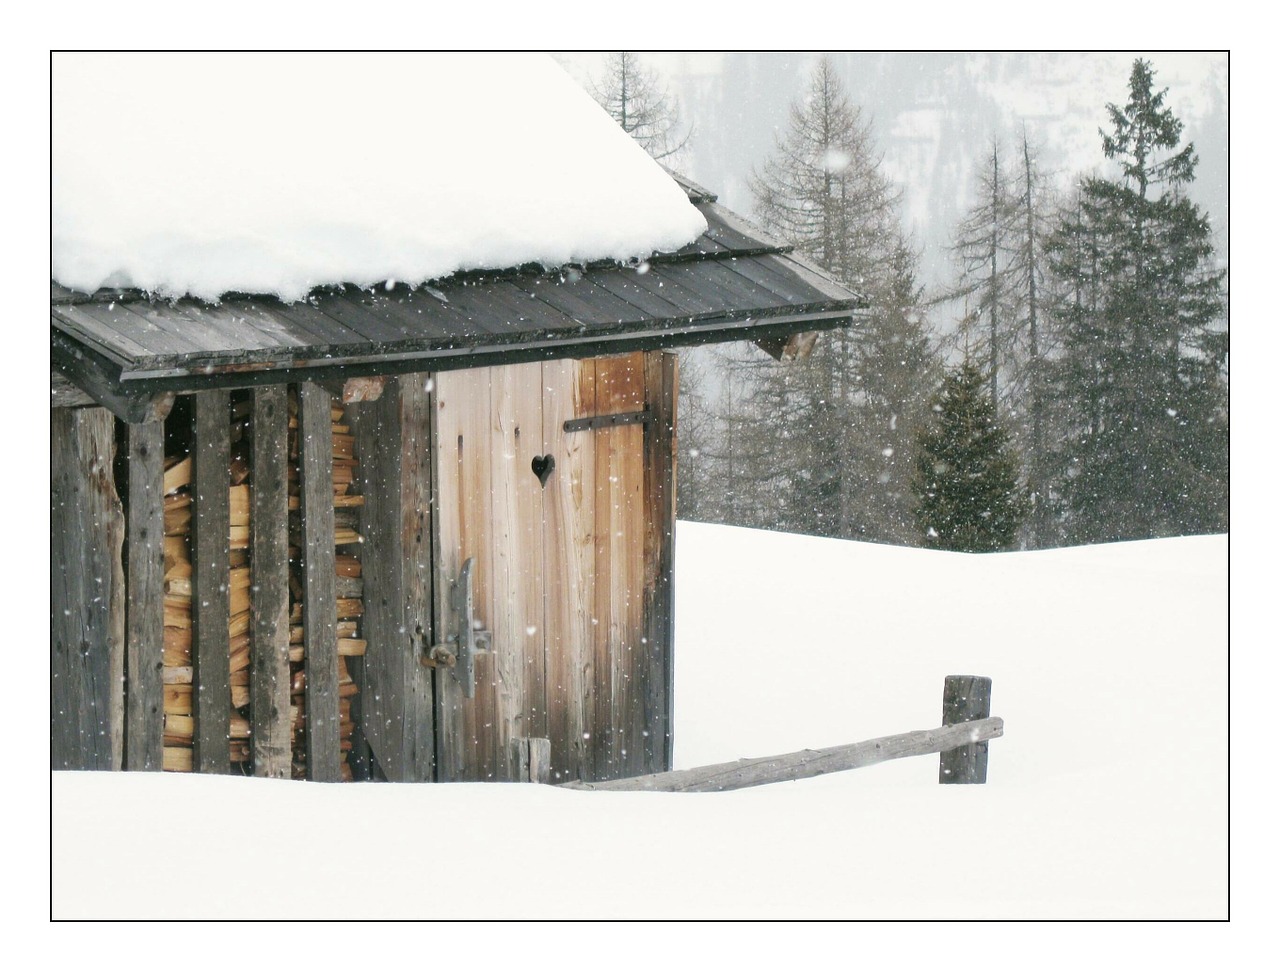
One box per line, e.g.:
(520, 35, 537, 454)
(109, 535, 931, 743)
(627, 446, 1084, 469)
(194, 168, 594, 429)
(52, 53, 708, 303)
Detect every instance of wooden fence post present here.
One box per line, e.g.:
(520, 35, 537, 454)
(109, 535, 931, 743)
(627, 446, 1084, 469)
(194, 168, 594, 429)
(513, 737, 551, 784)
(939, 675, 992, 784)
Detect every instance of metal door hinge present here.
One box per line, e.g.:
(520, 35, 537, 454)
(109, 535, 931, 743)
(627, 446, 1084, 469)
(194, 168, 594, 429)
(563, 409, 652, 434)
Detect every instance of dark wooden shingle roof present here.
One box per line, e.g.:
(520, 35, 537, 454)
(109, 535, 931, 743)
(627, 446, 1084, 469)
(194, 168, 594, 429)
(52, 175, 865, 419)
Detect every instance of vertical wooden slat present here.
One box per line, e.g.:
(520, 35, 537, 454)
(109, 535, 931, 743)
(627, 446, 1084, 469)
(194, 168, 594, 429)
(488, 362, 545, 780)
(250, 386, 291, 778)
(298, 382, 341, 782)
(433, 367, 498, 781)
(643, 351, 678, 773)
(399, 375, 436, 780)
(51, 407, 125, 770)
(592, 352, 647, 781)
(543, 358, 595, 782)
(431, 371, 464, 782)
(192, 390, 231, 774)
(617, 354, 648, 780)
(349, 380, 406, 779)
(125, 420, 165, 771)
(349, 375, 435, 782)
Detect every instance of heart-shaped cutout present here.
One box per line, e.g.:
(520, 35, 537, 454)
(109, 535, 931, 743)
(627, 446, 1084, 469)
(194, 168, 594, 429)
(532, 454, 555, 487)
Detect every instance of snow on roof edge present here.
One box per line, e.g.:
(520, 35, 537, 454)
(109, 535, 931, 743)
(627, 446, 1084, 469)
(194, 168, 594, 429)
(52, 53, 708, 304)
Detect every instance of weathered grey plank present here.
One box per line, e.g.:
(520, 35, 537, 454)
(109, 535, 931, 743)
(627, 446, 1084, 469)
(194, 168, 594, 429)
(51, 370, 95, 409)
(51, 329, 175, 424)
(940, 675, 994, 784)
(349, 379, 411, 780)
(512, 737, 551, 784)
(250, 386, 292, 778)
(514, 275, 647, 328)
(51, 407, 125, 770)
(192, 390, 232, 774)
(400, 375, 437, 780)
(643, 351, 678, 773)
(636, 265, 722, 316)
(699, 199, 790, 253)
(298, 382, 341, 782)
(590, 272, 685, 320)
(565, 718, 1005, 792)
(125, 420, 165, 771)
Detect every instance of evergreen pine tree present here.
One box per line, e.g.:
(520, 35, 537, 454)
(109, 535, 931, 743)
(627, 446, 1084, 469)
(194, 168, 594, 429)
(947, 134, 1059, 546)
(715, 55, 939, 542)
(913, 361, 1029, 552)
(1045, 59, 1227, 543)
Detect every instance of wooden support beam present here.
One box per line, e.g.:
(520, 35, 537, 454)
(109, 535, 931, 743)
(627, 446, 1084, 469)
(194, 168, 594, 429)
(51, 407, 125, 770)
(755, 330, 820, 363)
(643, 351, 678, 773)
(52, 328, 175, 423)
(192, 390, 231, 774)
(250, 385, 292, 779)
(561, 718, 1004, 792)
(939, 675, 994, 784)
(125, 420, 165, 771)
(299, 382, 341, 782)
(51, 369, 96, 408)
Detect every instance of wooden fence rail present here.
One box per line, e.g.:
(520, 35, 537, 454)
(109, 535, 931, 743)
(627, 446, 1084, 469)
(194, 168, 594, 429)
(560, 716, 1003, 792)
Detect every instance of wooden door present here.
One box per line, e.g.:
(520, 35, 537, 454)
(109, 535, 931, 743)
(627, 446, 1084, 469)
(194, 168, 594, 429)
(432, 352, 674, 783)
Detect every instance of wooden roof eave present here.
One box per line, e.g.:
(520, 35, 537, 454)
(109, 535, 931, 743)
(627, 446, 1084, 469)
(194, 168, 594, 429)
(52, 305, 864, 418)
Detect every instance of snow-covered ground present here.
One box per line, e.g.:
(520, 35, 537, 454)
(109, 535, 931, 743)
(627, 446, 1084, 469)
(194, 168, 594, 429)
(52, 521, 1227, 920)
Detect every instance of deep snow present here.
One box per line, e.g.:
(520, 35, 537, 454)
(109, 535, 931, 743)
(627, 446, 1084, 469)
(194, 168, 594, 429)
(52, 521, 1227, 920)
(51, 53, 706, 302)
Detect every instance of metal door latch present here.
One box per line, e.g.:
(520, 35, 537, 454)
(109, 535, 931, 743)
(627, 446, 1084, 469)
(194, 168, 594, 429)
(422, 557, 490, 698)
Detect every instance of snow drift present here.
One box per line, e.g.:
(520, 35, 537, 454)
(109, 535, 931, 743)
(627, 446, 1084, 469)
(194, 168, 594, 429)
(52, 522, 1227, 919)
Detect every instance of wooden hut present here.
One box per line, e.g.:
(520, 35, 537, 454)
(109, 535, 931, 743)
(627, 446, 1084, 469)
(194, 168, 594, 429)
(51, 173, 864, 783)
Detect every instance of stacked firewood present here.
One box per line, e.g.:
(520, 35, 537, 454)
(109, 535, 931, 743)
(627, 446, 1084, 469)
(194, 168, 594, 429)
(287, 393, 366, 781)
(160, 397, 254, 770)
(161, 453, 195, 772)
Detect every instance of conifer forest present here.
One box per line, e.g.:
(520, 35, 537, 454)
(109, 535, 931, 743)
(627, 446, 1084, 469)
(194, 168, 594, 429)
(580, 53, 1228, 550)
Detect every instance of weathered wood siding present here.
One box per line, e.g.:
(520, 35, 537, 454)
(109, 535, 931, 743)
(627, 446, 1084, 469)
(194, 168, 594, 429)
(124, 420, 165, 771)
(191, 391, 231, 774)
(348, 375, 434, 781)
(52, 407, 125, 770)
(249, 386, 292, 778)
(433, 351, 672, 783)
(542, 357, 595, 781)
(643, 352, 678, 772)
(298, 382, 341, 782)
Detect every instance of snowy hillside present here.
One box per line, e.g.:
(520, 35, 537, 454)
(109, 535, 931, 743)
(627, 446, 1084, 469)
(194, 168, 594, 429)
(52, 521, 1227, 920)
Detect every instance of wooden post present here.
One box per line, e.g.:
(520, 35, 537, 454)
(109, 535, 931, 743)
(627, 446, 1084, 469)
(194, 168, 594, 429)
(51, 407, 125, 770)
(250, 386, 292, 778)
(192, 390, 232, 774)
(299, 382, 341, 782)
(643, 350, 678, 773)
(125, 420, 165, 771)
(512, 737, 551, 784)
(939, 675, 993, 784)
